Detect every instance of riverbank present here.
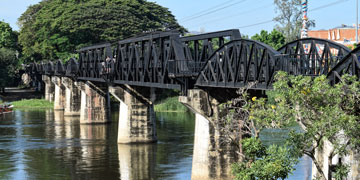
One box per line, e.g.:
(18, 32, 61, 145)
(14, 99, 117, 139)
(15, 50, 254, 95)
(2, 88, 187, 111)
(11, 99, 53, 109)
(0, 87, 51, 109)
(154, 96, 187, 112)
(0, 87, 43, 102)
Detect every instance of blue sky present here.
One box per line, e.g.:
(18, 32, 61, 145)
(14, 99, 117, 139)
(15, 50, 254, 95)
(0, 0, 357, 36)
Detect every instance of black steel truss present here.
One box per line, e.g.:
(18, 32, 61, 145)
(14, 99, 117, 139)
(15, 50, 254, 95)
(328, 46, 360, 85)
(195, 39, 281, 89)
(277, 38, 351, 76)
(168, 29, 242, 78)
(112, 31, 185, 89)
(26, 29, 360, 92)
(181, 29, 241, 63)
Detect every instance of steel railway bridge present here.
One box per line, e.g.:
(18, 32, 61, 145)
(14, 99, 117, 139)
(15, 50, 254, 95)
(27, 29, 360, 94)
(25, 29, 360, 179)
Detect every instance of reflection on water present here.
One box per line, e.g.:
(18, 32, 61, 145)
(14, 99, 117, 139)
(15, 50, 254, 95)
(0, 110, 310, 179)
(261, 127, 312, 180)
(118, 144, 156, 180)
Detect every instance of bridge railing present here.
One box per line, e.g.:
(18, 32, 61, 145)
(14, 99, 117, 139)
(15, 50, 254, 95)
(277, 54, 345, 76)
(168, 60, 206, 78)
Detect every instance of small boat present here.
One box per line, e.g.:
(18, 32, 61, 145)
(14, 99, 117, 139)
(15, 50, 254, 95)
(0, 104, 13, 114)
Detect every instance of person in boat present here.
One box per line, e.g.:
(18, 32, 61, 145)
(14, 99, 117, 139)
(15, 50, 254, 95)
(0, 103, 13, 113)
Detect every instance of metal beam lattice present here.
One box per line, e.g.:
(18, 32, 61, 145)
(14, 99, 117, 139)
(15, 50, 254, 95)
(278, 38, 351, 76)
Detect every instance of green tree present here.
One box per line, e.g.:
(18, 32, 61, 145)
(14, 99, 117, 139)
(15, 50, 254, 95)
(0, 21, 18, 50)
(0, 48, 19, 91)
(0, 21, 20, 91)
(216, 87, 298, 180)
(273, 0, 314, 42)
(232, 138, 298, 180)
(18, 0, 185, 62)
(241, 34, 249, 39)
(251, 29, 285, 50)
(248, 72, 360, 180)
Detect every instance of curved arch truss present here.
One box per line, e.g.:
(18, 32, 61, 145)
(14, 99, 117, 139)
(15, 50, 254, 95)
(328, 46, 360, 84)
(195, 39, 282, 89)
(44, 61, 54, 75)
(278, 38, 351, 76)
(54, 60, 65, 76)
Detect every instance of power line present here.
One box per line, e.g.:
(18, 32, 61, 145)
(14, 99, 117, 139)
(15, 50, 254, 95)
(179, 0, 236, 21)
(309, 0, 349, 12)
(236, 20, 274, 29)
(181, 0, 248, 23)
(185, 0, 349, 32)
(232, 0, 349, 29)
(187, 2, 272, 28)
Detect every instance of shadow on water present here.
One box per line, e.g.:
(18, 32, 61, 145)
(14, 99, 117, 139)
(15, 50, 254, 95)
(0, 109, 311, 180)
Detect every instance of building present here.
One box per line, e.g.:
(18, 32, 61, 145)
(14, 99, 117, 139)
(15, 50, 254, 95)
(308, 24, 360, 47)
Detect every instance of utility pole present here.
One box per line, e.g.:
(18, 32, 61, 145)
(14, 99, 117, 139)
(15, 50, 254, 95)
(357, 0, 358, 43)
(301, 0, 308, 38)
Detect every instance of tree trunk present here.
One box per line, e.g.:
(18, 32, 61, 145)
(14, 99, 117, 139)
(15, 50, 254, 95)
(309, 153, 328, 180)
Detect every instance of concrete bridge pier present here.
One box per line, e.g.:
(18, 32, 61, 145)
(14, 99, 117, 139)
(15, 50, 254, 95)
(179, 89, 239, 180)
(51, 76, 66, 110)
(77, 81, 110, 124)
(61, 77, 81, 116)
(42, 75, 55, 102)
(109, 85, 157, 144)
(312, 139, 360, 180)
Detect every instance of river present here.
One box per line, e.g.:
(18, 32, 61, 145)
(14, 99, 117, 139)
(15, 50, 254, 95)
(0, 109, 311, 179)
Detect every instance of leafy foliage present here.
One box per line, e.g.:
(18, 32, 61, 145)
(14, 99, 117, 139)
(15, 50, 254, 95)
(18, 0, 185, 62)
(249, 72, 360, 179)
(233, 138, 298, 180)
(154, 96, 188, 112)
(0, 48, 19, 88)
(0, 21, 20, 89)
(0, 21, 18, 50)
(217, 87, 298, 180)
(251, 29, 285, 50)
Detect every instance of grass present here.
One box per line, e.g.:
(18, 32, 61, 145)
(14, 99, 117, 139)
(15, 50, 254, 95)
(10, 97, 186, 111)
(154, 96, 188, 112)
(12, 99, 53, 109)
